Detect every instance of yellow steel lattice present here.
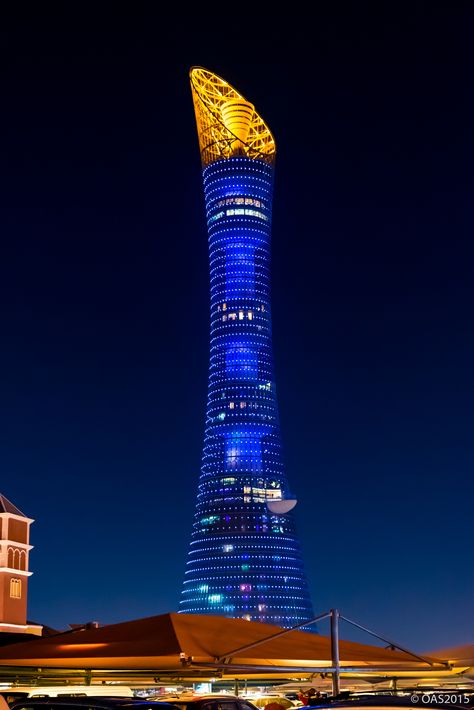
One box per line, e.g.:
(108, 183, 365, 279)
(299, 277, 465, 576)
(190, 67, 276, 167)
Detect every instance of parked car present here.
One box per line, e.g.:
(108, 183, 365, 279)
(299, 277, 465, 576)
(305, 693, 473, 709)
(9, 694, 259, 710)
(153, 694, 259, 710)
(3, 688, 134, 703)
(9, 699, 177, 710)
(251, 697, 295, 709)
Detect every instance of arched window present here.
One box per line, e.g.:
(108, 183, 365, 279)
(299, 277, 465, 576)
(10, 578, 21, 599)
(7, 548, 14, 568)
(19, 550, 26, 571)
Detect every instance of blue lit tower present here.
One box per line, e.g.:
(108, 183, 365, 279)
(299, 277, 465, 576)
(180, 68, 314, 627)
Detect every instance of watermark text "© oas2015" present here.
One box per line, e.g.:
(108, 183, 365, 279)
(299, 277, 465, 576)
(411, 694, 471, 705)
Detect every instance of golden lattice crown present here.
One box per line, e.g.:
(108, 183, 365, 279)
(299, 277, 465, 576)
(190, 67, 276, 167)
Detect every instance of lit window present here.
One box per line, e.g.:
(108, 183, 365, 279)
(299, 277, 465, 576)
(247, 311, 253, 320)
(209, 210, 225, 222)
(10, 578, 21, 599)
(223, 544, 234, 553)
(240, 401, 246, 408)
(229, 402, 235, 409)
(238, 311, 244, 320)
(222, 303, 227, 311)
(225, 208, 268, 221)
(226, 446, 239, 469)
(229, 313, 236, 320)
(264, 487, 282, 499)
(221, 196, 266, 209)
(200, 515, 219, 525)
(208, 594, 222, 604)
(222, 314, 227, 322)
(242, 614, 251, 621)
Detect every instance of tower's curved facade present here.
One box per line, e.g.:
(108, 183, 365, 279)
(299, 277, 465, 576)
(180, 68, 314, 627)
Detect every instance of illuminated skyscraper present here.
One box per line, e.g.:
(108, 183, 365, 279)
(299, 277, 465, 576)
(180, 68, 314, 627)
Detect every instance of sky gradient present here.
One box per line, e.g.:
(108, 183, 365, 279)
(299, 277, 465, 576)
(0, 4, 472, 652)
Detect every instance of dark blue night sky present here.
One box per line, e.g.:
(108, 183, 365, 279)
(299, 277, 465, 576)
(0, 5, 472, 651)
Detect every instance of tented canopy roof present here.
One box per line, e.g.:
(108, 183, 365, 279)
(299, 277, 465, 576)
(0, 613, 442, 675)
(429, 644, 474, 666)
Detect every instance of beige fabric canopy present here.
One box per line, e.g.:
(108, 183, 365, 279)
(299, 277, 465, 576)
(429, 645, 474, 666)
(0, 613, 439, 675)
(427, 644, 474, 681)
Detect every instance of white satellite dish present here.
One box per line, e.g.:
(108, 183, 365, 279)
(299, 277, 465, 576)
(266, 498, 297, 514)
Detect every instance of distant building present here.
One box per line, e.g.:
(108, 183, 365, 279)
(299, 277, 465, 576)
(0, 494, 42, 636)
(180, 68, 315, 627)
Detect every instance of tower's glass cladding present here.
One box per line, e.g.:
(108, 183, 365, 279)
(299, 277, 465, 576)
(180, 68, 314, 627)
